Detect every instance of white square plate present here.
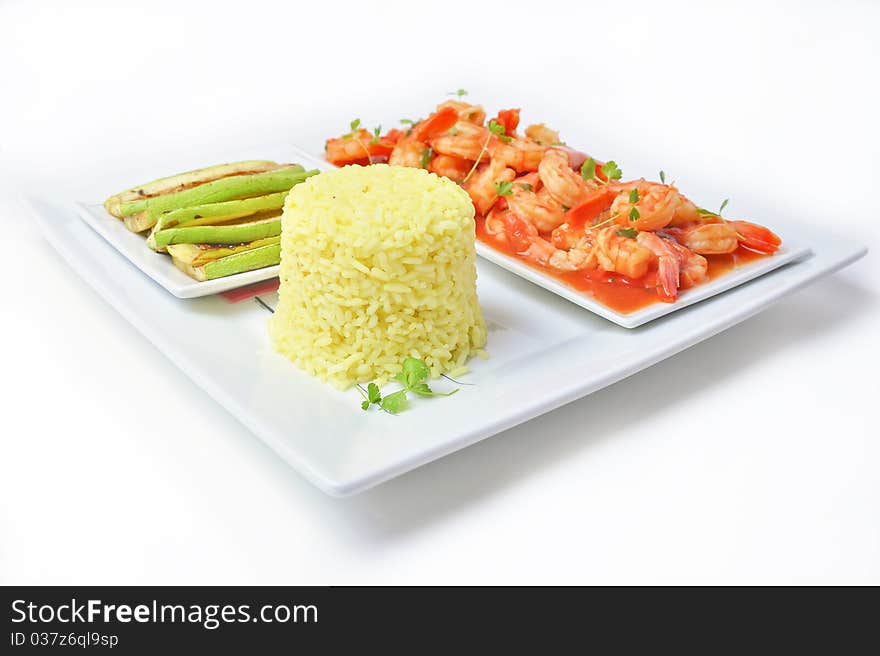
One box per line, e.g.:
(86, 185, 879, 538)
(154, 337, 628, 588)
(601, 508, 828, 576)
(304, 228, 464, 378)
(31, 195, 866, 495)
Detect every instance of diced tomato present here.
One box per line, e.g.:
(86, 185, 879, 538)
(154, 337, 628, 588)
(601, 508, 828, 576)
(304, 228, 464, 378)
(410, 106, 459, 142)
(493, 108, 520, 136)
(564, 187, 617, 230)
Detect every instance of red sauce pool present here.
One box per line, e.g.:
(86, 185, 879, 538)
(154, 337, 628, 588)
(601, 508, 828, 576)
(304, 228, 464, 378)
(475, 215, 771, 314)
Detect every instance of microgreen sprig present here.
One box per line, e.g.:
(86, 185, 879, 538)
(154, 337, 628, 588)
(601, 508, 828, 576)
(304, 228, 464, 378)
(494, 180, 513, 197)
(461, 120, 513, 185)
(359, 358, 459, 414)
(616, 227, 638, 238)
(344, 117, 374, 163)
(488, 120, 511, 143)
(420, 146, 433, 169)
(448, 89, 468, 97)
(698, 198, 730, 218)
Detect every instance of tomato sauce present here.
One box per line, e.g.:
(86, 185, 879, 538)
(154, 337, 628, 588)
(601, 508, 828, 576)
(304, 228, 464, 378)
(475, 215, 771, 314)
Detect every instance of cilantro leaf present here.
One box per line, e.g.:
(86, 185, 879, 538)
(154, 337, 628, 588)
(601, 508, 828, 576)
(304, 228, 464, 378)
(367, 382, 382, 404)
(399, 357, 430, 388)
(488, 120, 511, 143)
(518, 182, 533, 192)
(603, 160, 622, 181)
(380, 389, 409, 414)
(494, 180, 513, 197)
(629, 207, 640, 222)
(361, 400, 370, 410)
(616, 227, 638, 238)
(581, 157, 597, 181)
(628, 187, 640, 203)
(409, 382, 435, 397)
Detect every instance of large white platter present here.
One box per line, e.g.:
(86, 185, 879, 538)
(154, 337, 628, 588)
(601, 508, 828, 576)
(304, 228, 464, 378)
(31, 195, 866, 495)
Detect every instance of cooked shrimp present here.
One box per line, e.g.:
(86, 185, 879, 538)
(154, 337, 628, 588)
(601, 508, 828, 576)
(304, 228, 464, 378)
(463, 158, 515, 215)
(666, 240, 708, 288)
(538, 148, 596, 208)
(525, 123, 560, 146)
(389, 140, 428, 168)
(610, 180, 681, 232)
(436, 100, 486, 125)
(325, 129, 393, 166)
(484, 204, 510, 242)
(665, 221, 739, 255)
(502, 212, 595, 271)
(634, 232, 681, 301)
(506, 184, 567, 232)
(429, 154, 472, 183)
(594, 227, 655, 280)
(430, 124, 488, 161)
(669, 194, 702, 226)
(730, 220, 781, 254)
(489, 137, 547, 173)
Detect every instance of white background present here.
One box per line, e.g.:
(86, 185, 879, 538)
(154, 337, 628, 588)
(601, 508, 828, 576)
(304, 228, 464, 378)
(1, 0, 878, 584)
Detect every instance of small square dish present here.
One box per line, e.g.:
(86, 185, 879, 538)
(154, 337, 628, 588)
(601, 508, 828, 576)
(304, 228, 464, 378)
(73, 202, 281, 299)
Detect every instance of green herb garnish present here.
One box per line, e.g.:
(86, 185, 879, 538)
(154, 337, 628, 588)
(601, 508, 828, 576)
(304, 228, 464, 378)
(359, 358, 458, 414)
(603, 160, 622, 181)
(370, 125, 382, 144)
(581, 157, 622, 183)
(358, 382, 383, 411)
(494, 180, 513, 197)
(616, 228, 638, 238)
(580, 157, 597, 180)
(380, 389, 409, 414)
(659, 170, 666, 184)
(449, 89, 468, 97)
(420, 147, 433, 169)
(628, 187, 640, 203)
(488, 120, 511, 143)
(697, 198, 730, 218)
(345, 118, 361, 137)
(629, 207, 640, 222)
(518, 182, 533, 192)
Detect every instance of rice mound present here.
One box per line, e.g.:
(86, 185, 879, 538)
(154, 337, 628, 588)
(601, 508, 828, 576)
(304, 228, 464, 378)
(269, 164, 487, 389)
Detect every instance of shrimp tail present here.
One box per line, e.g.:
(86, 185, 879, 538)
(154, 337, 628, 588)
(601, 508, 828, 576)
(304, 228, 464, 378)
(731, 220, 781, 254)
(637, 232, 680, 302)
(655, 256, 680, 302)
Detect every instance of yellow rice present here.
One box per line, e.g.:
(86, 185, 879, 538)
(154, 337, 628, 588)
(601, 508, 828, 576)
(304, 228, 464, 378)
(269, 164, 487, 389)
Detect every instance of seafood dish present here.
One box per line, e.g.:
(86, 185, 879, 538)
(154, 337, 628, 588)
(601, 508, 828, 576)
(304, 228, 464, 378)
(325, 98, 782, 313)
